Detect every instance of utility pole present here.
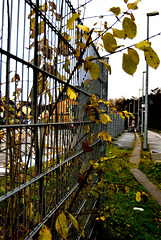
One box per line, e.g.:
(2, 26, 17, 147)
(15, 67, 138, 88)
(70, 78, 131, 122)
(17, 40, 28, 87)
(144, 11, 159, 149)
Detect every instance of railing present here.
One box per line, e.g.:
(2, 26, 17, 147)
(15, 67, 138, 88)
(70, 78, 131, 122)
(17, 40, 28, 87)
(0, 0, 124, 239)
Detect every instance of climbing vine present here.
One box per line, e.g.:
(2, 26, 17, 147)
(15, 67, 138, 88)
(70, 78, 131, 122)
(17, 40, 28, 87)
(0, 0, 160, 239)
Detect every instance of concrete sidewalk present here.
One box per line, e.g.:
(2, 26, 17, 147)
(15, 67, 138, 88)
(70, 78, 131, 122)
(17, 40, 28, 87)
(115, 131, 161, 207)
(148, 130, 161, 163)
(113, 131, 135, 149)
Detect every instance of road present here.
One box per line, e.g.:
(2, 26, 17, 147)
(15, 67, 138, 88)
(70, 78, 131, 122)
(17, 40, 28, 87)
(148, 130, 161, 162)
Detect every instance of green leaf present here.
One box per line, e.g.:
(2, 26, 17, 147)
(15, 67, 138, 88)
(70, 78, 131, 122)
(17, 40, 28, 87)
(55, 212, 68, 240)
(68, 213, 79, 232)
(89, 62, 100, 80)
(67, 13, 80, 30)
(112, 28, 126, 39)
(99, 59, 111, 74)
(110, 7, 121, 16)
(123, 17, 137, 39)
(102, 33, 118, 53)
(122, 48, 139, 75)
(144, 46, 160, 69)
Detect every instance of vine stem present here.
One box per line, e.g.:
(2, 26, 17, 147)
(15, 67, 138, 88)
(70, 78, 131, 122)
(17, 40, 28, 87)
(91, 32, 161, 61)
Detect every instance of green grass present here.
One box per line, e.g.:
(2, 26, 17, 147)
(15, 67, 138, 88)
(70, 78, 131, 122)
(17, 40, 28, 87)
(103, 144, 161, 240)
(138, 135, 161, 191)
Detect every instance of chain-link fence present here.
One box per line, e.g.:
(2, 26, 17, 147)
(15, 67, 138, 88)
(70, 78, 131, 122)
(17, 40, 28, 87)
(0, 1, 124, 239)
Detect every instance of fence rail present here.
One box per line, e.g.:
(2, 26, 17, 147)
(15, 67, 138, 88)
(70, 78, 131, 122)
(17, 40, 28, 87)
(0, 0, 124, 239)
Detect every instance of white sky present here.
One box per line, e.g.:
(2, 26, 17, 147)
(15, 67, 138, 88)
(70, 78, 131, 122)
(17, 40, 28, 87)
(71, 0, 161, 100)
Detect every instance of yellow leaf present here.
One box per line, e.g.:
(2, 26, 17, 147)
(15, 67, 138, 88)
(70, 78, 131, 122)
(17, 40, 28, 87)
(91, 190, 99, 198)
(127, 0, 141, 10)
(11, 74, 20, 82)
(113, 28, 126, 39)
(110, 7, 121, 16)
(79, 42, 87, 49)
(30, 17, 35, 31)
(75, 49, 81, 59)
(83, 124, 90, 133)
(77, 24, 90, 33)
(104, 21, 108, 30)
(119, 112, 125, 119)
(100, 162, 108, 171)
(67, 13, 80, 30)
(93, 163, 99, 169)
(82, 33, 92, 46)
(122, 48, 139, 75)
(28, 9, 35, 19)
(99, 59, 111, 74)
(40, 3, 48, 12)
(63, 60, 70, 73)
(83, 79, 90, 87)
(123, 17, 137, 39)
(62, 32, 72, 42)
(98, 130, 111, 142)
(67, 87, 78, 100)
(68, 213, 79, 232)
(0, 129, 5, 140)
(22, 106, 31, 115)
(89, 62, 100, 80)
(55, 212, 68, 239)
(136, 191, 141, 202)
(135, 41, 151, 51)
(144, 46, 160, 69)
(102, 33, 118, 53)
(100, 216, 105, 221)
(125, 186, 130, 193)
(84, 56, 94, 72)
(97, 181, 104, 189)
(91, 133, 94, 143)
(81, 227, 86, 238)
(100, 113, 112, 124)
(38, 225, 52, 240)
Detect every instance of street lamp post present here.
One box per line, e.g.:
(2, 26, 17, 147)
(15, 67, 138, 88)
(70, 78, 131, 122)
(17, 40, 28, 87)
(144, 11, 159, 149)
(138, 89, 142, 132)
(141, 71, 146, 136)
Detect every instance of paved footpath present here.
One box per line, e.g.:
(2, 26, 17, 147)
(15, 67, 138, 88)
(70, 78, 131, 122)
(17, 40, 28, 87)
(115, 131, 161, 206)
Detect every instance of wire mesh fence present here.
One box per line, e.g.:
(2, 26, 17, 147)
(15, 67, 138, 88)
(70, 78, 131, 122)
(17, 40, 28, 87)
(0, 0, 124, 239)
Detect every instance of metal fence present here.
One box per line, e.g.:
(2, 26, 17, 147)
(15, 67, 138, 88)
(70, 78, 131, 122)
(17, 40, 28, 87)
(0, 0, 124, 239)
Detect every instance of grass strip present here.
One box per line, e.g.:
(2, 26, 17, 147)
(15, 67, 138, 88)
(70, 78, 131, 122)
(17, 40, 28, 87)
(103, 143, 161, 240)
(138, 134, 161, 191)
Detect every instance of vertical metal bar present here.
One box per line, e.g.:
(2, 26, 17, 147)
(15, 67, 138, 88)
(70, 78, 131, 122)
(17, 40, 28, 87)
(144, 15, 149, 149)
(33, 0, 39, 171)
(141, 72, 145, 136)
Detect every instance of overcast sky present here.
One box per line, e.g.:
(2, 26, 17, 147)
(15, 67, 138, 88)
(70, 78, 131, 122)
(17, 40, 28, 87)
(71, 0, 161, 100)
